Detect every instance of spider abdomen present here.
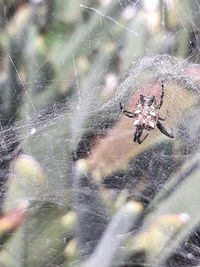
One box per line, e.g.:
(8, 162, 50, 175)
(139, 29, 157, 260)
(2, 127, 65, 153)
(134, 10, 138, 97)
(134, 108, 158, 129)
(120, 81, 174, 144)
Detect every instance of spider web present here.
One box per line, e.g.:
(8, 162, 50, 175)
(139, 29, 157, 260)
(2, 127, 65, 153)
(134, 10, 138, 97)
(1, 0, 200, 266)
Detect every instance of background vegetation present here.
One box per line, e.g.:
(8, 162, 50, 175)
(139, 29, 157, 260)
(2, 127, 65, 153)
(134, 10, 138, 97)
(0, 0, 200, 266)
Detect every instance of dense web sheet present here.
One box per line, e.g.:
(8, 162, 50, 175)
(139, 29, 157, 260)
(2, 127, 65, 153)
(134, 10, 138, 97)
(1, 0, 200, 266)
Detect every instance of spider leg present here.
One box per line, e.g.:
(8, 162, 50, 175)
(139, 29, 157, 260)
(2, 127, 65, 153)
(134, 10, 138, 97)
(158, 117, 165, 121)
(133, 134, 137, 142)
(138, 132, 149, 144)
(157, 81, 164, 109)
(157, 121, 174, 138)
(134, 126, 148, 144)
(133, 126, 141, 143)
(120, 103, 134, 118)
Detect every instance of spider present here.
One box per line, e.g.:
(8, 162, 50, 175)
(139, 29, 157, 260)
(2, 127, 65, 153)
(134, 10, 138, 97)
(120, 81, 174, 144)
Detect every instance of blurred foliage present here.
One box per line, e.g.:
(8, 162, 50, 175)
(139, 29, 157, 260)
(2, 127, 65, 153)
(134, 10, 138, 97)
(0, 0, 200, 267)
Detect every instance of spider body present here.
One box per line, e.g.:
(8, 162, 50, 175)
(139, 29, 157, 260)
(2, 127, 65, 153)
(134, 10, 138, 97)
(120, 82, 174, 144)
(133, 94, 158, 130)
